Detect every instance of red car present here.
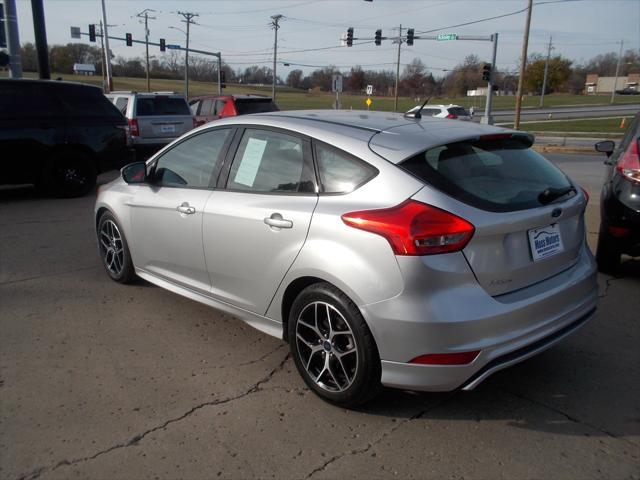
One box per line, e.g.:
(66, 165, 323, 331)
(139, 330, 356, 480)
(189, 94, 279, 126)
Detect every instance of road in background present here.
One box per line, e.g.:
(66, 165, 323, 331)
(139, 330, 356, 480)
(1, 155, 638, 480)
(484, 103, 640, 123)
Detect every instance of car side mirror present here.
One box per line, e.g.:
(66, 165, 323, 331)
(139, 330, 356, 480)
(121, 162, 147, 184)
(595, 140, 615, 158)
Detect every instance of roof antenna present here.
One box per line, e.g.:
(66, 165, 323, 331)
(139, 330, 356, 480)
(409, 96, 431, 119)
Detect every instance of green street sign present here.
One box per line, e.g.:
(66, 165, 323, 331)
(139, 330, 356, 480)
(437, 33, 458, 41)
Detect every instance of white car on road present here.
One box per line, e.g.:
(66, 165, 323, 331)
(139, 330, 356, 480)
(406, 104, 472, 121)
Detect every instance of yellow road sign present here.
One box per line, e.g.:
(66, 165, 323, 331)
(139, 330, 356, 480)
(366, 97, 372, 107)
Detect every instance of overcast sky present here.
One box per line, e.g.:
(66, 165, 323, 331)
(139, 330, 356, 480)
(13, 0, 640, 76)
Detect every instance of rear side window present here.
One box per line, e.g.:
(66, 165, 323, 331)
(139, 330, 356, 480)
(235, 99, 279, 115)
(189, 100, 200, 115)
(214, 100, 226, 115)
(448, 107, 469, 116)
(136, 97, 191, 116)
(0, 83, 60, 117)
(58, 87, 123, 118)
(200, 99, 214, 116)
(115, 97, 129, 114)
(315, 142, 377, 193)
(401, 138, 574, 212)
(227, 129, 313, 193)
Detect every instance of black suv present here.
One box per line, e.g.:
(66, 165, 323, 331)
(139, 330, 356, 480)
(0, 79, 133, 197)
(595, 112, 640, 271)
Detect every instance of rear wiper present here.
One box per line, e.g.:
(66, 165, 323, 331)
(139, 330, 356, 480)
(538, 186, 576, 205)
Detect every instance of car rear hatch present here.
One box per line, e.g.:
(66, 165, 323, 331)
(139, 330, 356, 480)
(395, 134, 587, 296)
(135, 95, 193, 139)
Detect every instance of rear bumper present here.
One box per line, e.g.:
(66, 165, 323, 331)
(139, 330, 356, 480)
(362, 242, 598, 392)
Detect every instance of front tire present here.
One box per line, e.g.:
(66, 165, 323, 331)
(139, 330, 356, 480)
(97, 212, 136, 284)
(288, 282, 382, 408)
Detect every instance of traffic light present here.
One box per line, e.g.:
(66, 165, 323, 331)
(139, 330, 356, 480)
(220, 70, 226, 89)
(88, 24, 96, 42)
(482, 63, 492, 82)
(406, 28, 414, 46)
(346, 28, 353, 47)
(375, 29, 382, 46)
(159, 38, 166, 52)
(125, 33, 133, 47)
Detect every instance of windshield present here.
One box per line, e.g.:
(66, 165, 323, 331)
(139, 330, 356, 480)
(400, 138, 574, 212)
(136, 97, 191, 116)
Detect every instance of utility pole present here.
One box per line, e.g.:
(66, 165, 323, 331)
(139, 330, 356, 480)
(394, 24, 403, 112)
(514, 0, 533, 130)
(101, 0, 113, 92)
(136, 9, 156, 93)
(271, 14, 282, 102)
(177, 11, 199, 99)
(539, 36, 553, 108)
(99, 21, 106, 87)
(611, 39, 624, 104)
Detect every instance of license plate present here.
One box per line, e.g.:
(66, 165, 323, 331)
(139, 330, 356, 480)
(160, 124, 175, 133)
(528, 223, 564, 261)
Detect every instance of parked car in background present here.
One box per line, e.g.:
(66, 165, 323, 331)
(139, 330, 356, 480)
(95, 110, 597, 407)
(0, 79, 132, 197)
(406, 104, 472, 121)
(106, 91, 195, 156)
(615, 87, 639, 95)
(189, 94, 279, 125)
(594, 112, 640, 272)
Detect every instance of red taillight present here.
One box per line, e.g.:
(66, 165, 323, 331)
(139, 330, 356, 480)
(446, 113, 457, 119)
(341, 200, 475, 256)
(409, 350, 480, 365)
(608, 225, 631, 237)
(128, 118, 139, 137)
(617, 139, 640, 183)
(581, 186, 589, 203)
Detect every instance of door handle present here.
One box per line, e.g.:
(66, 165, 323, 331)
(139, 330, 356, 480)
(177, 202, 196, 215)
(264, 213, 293, 229)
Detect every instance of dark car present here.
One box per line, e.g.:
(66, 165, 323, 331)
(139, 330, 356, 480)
(189, 94, 279, 126)
(0, 79, 133, 197)
(615, 87, 639, 95)
(594, 112, 640, 271)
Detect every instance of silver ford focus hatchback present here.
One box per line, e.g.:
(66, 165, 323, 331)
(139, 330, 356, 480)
(95, 110, 598, 407)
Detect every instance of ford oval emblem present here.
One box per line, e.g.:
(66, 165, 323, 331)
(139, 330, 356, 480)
(551, 208, 562, 218)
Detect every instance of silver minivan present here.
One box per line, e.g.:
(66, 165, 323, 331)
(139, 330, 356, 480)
(106, 91, 195, 154)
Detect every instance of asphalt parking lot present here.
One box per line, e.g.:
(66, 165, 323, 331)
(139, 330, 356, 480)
(1, 153, 639, 480)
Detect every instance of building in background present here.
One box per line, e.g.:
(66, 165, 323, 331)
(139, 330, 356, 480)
(585, 73, 639, 94)
(73, 63, 96, 76)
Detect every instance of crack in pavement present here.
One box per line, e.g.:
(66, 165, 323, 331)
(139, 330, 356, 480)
(15, 353, 291, 480)
(598, 275, 622, 299)
(503, 389, 639, 450)
(303, 393, 457, 479)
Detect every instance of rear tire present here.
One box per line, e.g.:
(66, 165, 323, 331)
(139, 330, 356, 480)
(43, 150, 97, 198)
(596, 225, 621, 273)
(97, 212, 137, 284)
(288, 282, 382, 408)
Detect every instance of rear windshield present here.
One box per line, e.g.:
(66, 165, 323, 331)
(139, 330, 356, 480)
(448, 107, 470, 116)
(136, 96, 191, 116)
(235, 99, 279, 115)
(400, 138, 574, 212)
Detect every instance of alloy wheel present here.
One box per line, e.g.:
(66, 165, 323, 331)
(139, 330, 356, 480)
(99, 220, 124, 276)
(295, 301, 359, 393)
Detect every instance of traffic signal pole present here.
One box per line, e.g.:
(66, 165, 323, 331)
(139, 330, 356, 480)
(4, 0, 22, 78)
(394, 25, 402, 112)
(31, 0, 50, 79)
(481, 33, 498, 125)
